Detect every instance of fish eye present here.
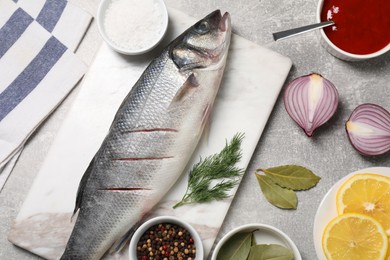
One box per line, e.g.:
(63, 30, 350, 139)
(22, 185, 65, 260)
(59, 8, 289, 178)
(195, 21, 210, 34)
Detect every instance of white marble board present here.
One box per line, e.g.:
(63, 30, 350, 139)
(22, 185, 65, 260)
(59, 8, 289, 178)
(8, 8, 292, 260)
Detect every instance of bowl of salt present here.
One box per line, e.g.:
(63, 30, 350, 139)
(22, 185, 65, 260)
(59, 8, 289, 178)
(97, 0, 169, 55)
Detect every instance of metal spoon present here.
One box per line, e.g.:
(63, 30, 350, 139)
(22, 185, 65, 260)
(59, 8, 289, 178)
(273, 20, 334, 41)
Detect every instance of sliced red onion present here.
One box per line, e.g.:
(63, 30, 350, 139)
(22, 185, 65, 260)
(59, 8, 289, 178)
(283, 73, 339, 137)
(346, 103, 390, 156)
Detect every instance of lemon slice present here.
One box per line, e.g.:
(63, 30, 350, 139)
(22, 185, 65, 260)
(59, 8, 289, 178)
(322, 213, 388, 260)
(336, 173, 390, 235)
(387, 237, 390, 260)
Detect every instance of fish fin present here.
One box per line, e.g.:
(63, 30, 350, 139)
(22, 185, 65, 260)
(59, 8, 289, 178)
(201, 102, 214, 144)
(203, 117, 211, 144)
(170, 73, 199, 105)
(72, 157, 95, 220)
(108, 221, 142, 254)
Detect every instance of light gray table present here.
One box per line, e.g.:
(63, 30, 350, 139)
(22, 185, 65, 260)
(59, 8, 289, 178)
(1, 0, 389, 259)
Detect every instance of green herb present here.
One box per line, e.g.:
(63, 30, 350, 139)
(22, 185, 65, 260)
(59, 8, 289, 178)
(258, 165, 321, 190)
(256, 174, 298, 209)
(255, 164, 320, 209)
(216, 231, 253, 260)
(173, 133, 244, 209)
(247, 244, 294, 260)
(216, 230, 294, 260)
(251, 232, 256, 246)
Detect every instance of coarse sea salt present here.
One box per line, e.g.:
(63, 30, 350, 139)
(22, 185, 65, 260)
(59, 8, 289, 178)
(104, 0, 165, 51)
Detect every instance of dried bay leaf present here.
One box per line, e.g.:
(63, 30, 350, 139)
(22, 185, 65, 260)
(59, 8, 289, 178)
(251, 232, 256, 246)
(259, 165, 320, 190)
(216, 231, 253, 260)
(247, 244, 294, 260)
(256, 174, 297, 209)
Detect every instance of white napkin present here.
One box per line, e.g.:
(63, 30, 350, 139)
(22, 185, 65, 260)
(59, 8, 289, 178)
(0, 0, 92, 189)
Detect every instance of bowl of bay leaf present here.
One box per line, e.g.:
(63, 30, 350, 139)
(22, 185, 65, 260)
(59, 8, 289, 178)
(211, 223, 302, 260)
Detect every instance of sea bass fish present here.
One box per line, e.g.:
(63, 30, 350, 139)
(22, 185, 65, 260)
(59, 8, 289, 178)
(60, 10, 231, 260)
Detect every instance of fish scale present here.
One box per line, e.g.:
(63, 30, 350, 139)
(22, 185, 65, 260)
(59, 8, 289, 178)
(61, 10, 231, 259)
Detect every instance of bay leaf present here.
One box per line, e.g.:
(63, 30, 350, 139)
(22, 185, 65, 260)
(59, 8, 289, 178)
(256, 174, 297, 209)
(259, 165, 320, 190)
(251, 232, 256, 246)
(216, 231, 253, 260)
(247, 244, 294, 260)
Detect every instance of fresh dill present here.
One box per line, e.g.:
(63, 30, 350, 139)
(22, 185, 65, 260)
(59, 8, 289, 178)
(173, 133, 245, 209)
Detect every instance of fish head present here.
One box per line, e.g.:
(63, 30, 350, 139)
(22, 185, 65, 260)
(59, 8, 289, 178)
(171, 10, 231, 71)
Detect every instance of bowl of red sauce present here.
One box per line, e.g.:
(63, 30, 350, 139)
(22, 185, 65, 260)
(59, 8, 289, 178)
(317, 0, 390, 61)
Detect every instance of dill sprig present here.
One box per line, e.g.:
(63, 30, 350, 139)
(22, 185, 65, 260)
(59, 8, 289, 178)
(173, 133, 245, 209)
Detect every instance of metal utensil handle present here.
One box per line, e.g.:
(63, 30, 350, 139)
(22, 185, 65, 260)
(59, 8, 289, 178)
(273, 20, 334, 41)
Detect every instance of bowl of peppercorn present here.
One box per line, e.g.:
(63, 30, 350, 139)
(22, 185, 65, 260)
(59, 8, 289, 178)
(129, 216, 203, 260)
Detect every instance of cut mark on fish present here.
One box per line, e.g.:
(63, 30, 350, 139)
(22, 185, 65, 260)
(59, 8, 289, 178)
(128, 128, 178, 133)
(112, 156, 174, 161)
(98, 187, 152, 191)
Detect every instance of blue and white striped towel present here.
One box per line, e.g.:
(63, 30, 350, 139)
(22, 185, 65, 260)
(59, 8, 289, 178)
(12, 0, 91, 51)
(0, 0, 92, 188)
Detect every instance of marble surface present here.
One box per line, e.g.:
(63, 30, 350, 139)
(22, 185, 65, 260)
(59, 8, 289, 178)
(7, 8, 291, 259)
(1, 0, 389, 260)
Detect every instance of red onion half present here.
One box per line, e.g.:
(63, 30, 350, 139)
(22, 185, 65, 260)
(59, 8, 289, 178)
(346, 103, 390, 156)
(283, 73, 339, 137)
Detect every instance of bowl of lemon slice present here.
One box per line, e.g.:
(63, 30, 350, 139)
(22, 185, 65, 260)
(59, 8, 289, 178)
(314, 167, 390, 260)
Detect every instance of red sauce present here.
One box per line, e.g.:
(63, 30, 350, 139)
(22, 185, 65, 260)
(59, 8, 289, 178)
(320, 0, 390, 55)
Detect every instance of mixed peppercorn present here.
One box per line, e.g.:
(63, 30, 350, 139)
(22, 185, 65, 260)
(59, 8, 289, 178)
(136, 222, 196, 260)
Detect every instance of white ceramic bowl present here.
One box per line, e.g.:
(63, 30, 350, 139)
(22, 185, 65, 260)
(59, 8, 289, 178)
(316, 0, 390, 61)
(129, 216, 204, 260)
(211, 223, 301, 260)
(313, 167, 390, 260)
(97, 0, 168, 55)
